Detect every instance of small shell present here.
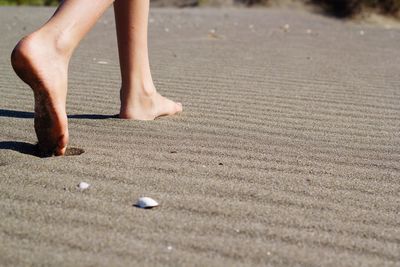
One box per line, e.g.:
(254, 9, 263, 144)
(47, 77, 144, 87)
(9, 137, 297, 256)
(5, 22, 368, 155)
(208, 31, 219, 39)
(135, 197, 159, 209)
(282, 24, 290, 32)
(77, 182, 90, 190)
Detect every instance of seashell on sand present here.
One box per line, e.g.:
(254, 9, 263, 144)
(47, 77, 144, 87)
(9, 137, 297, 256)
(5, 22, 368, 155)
(77, 182, 90, 190)
(135, 197, 159, 209)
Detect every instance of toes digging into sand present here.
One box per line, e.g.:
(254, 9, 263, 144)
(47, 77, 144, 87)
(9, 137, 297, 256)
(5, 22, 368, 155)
(34, 146, 85, 158)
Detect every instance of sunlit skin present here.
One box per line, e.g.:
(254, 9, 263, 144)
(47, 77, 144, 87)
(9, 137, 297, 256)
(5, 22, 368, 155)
(11, 0, 182, 156)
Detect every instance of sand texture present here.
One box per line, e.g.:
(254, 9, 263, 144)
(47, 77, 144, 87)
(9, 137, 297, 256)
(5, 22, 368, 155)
(0, 7, 400, 267)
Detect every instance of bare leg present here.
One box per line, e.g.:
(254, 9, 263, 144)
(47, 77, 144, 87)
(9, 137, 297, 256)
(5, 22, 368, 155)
(11, 0, 113, 156)
(114, 0, 182, 120)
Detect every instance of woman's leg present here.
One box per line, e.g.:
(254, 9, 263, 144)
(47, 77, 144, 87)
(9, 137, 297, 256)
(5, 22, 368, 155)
(11, 0, 113, 156)
(114, 0, 182, 120)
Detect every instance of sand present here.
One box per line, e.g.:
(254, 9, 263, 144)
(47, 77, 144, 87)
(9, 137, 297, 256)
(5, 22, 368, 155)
(0, 6, 399, 267)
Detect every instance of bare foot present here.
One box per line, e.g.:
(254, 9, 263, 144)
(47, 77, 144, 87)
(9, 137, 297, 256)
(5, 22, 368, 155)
(119, 83, 182, 120)
(11, 33, 69, 156)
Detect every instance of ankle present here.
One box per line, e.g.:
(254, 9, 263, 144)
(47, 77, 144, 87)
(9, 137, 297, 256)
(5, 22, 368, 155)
(31, 28, 74, 59)
(141, 81, 156, 96)
(121, 78, 157, 98)
(52, 31, 75, 58)
(119, 80, 158, 114)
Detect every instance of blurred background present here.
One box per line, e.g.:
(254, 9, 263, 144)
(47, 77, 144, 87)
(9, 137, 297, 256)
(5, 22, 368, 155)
(0, 0, 399, 19)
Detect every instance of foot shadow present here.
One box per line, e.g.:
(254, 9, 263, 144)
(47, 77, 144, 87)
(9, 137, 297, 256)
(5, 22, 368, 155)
(0, 141, 38, 157)
(0, 109, 116, 120)
(0, 109, 33, 118)
(68, 114, 117, 119)
(0, 141, 85, 158)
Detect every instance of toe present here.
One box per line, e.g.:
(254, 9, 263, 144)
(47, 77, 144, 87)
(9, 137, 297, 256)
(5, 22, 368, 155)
(156, 99, 182, 118)
(176, 102, 183, 113)
(55, 146, 67, 156)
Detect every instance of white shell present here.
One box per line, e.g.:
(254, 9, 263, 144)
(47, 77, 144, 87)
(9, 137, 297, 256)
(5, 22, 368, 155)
(135, 197, 159, 209)
(78, 182, 90, 190)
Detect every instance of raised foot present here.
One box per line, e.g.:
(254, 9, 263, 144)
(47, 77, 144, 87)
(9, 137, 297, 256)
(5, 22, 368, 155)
(11, 34, 69, 156)
(119, 91, 183, 120)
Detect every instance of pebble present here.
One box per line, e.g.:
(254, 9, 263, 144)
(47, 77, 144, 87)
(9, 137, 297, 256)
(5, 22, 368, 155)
(77, 182, 90, 190)
(135, 197, 159, 209)
(208, 29, 219, 39)
(283, 24, 290, 32)
(97, 61, 108, 65)
(359, 30, 365, 36)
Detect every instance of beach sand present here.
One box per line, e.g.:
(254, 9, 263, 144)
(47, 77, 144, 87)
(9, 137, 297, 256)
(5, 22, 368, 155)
(0, 7, 399, 267)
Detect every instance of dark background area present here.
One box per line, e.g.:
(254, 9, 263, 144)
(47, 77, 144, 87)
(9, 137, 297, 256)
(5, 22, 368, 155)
(0, 0, 399, 18)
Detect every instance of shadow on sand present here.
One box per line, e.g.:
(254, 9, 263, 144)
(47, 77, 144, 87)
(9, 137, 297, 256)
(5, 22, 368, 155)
(0, 109, 117, 120)
(0, 141, 39, 157)
(0, 141, 85, 158)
